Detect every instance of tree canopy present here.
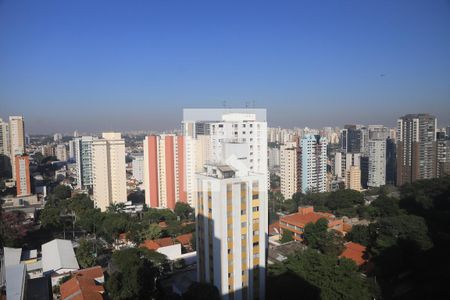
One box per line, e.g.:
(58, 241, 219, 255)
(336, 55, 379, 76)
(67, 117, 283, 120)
(346, 224, 372, 246)
(280, 229, 293, 243)
(76, 239, 102, 268)
(174, 202, 194, 220)
(269, 249, 376, 300)
(106, 247, 166, 300)
(303, 218, 344, 256)
(0, 210, 30, 247)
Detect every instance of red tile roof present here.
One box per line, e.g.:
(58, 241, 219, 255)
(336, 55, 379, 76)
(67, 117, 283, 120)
(268, 222, 281, 235)
(340, 242, 367, 266)
(175, 233, 193, 246)
(155, 237, 174, 247)
(140, 237, 174, 250)
(281, 212, 329, 228)
(73, 266, 103, 280)
(343, 223, 353, 233)
(60, 274, 104, 300)
(140, 240, 161, 250)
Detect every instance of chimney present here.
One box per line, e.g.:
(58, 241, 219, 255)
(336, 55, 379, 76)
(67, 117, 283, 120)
(298, 206, 314, 215)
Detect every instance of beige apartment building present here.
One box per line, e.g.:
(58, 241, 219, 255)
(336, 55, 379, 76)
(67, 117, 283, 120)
(280, 142, 299, 199)
(9, 116, 25, 179)
(92, 132, 127, 211)
(345, 165, 362, 191)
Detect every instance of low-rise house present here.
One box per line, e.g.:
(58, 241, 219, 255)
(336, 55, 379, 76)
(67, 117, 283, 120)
(268, 221, 281, 236)
(114, 233, 136, 250)
(175, 233, 193, 252)
(60, 273, 105, 300)
(41, 239, 79, 286)
(267, 241, 307, 265)
(72, 266, 104, 284)
(2, 247, 43, 279)
(279, 206, 345, 241)
(340, 242, 367, 267)
(140, 238, 182, 260)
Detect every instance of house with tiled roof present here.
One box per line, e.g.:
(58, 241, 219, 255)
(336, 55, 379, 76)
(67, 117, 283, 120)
(268, 221, 281, 236)
(73, 266, 104, 284)
(175, 233, 193, 249)
(60, 273, 105, 300)
(60, 266, 105, 300)
(279, 206, 345, 241)
(140, 237, 182, 260)
(340, 242, 367, 267)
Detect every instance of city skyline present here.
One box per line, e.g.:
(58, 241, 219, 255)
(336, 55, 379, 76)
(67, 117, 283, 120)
(1, 0, 450, 133)
(1, 110, 449, 135)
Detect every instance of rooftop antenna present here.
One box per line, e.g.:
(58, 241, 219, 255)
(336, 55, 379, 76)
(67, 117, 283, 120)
(222, 100, 227, 108)
(245, 101, 249, 108)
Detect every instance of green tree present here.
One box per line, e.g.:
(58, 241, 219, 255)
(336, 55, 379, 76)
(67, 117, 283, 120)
(268, 191, 284, 222)
(143, 223, 162, 240)
(304, 218, 344, 256)
(326, 189, 364, 217)
(106, 203, 126, 214)
(268, 249, 375, 300)
(40, 207, 62, 229)
(76, 239, 99, 268)
(77, 208, 103, 233)
(68, 194, 94, 216)
(371, 214, 433, 256)
(318, 229, 344, 256)
(346, 224, 371, 246)
(106, 248, 165, 300)
(100, 213, 131, 241)
(280, 229, 294, 243)
(174, 202, 194, 220)
(281, 198, 298, 214)
(370, 194, 401, 218)
(51, 184, 72, 200)
(303, 218, 328, 249)
(0, 210, 30, 247)
(183, 282, 220, 300)
(143, 208, 177, 224)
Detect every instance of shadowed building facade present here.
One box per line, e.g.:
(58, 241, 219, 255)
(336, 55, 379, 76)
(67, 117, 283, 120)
(396, 114, 437, 186)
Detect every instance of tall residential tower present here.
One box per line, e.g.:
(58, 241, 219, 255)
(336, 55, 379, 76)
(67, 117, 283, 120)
(92, 133, 127, 211)
(143, 134, 186, 209)
(300, 134, 328, 193)
(396, 114, 437, 186)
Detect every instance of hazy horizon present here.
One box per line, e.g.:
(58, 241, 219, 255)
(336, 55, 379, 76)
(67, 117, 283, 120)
(1, 0, 450, 133)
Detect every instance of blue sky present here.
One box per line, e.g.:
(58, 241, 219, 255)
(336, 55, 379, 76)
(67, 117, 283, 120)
(1, 0, 449, 133)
